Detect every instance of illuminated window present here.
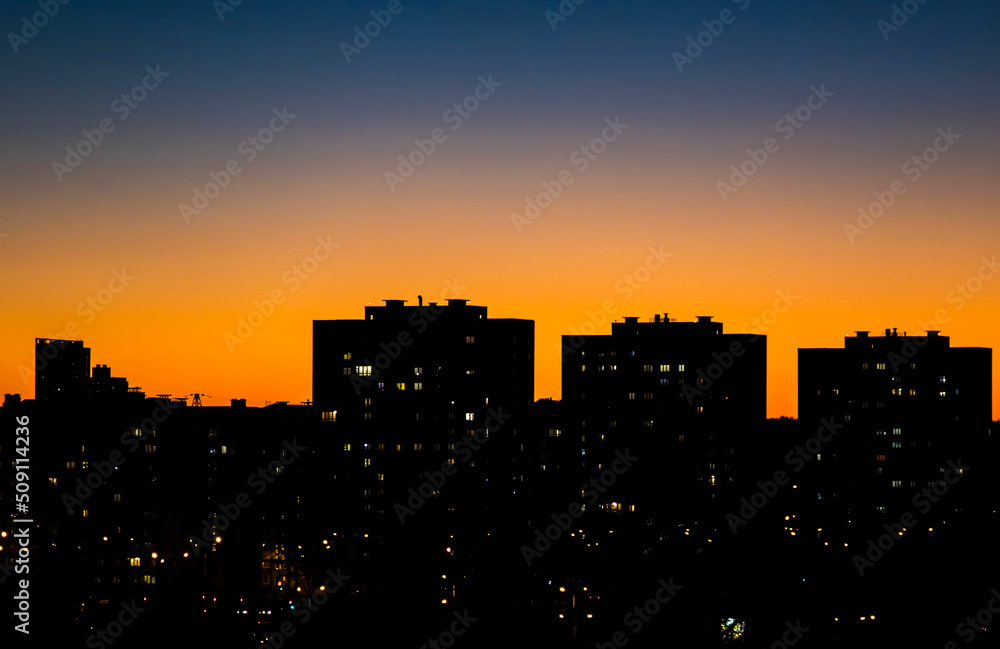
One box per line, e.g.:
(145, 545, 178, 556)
(876, 363, 886, 370)
(363, 458, 371, 467)
(909, 389, 917, 396)
(48, 477, 57, 486)
(628, 393, 635, 400)
(414, 383, 423, 390)
(343, 443, 351, 451)
(65, 461, 75, 469)
(414, 367, 423, 376)
(678, 364, 685, 372)
(862, 362, 869, 370)
(143, 575, 155, 584)
(465, 413, 475, 421)
(322, 411, 337, 421)
(81, 509, 88, 518)
(549, 429, 561, 437)
(343, 352, 352, 360)
(876, 454, 886, 462)
(414, 444, 423, 451)
(892, 428, 901, 435)
(396, 382, 406, 390)
(114, 494, 121, 502)
(466, 336, 475, 344)
(377, 473, 384, 482)
(342, 367, 352, 375)
(643, 364, 653, 372)
(939, 391, 946, 397)
(221, 445, 227, 454)
(81, 461, 89, 469)
(644, 393, 653, 400)
(129, 557, 141, 567)
(939, 376, 947, 383)
(892, 442, 901, 449)
(357, 366, 373, 377)
(892, 480, 902, 488)
(660, 364, 669, 372)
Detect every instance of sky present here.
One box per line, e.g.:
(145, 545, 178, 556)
(1, 0, 999, 417)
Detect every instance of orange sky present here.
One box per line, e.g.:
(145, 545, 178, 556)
(2, 124, 998, 418)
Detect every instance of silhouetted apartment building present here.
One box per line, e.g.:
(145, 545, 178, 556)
(35, 337, 90, 401)
(798, 329, 991, 523)
(313, 299, 535, 617)
(560, 314, 766, 522)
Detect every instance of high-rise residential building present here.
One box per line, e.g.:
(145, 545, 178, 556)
(560, 314, 766, 520)
(35, 338, 90, 401)
(798, 329, 991, 520)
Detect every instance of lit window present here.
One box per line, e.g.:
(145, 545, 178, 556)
(65, 461, 75, 469)
(643, 365, 653, 372)
(343, 352, 352, 360)
(143, 575, 155, 584)
(363, 459, 371, 467)
(678, 435, 684, 442)
(892, 442, 901, 449)
(377, 473, 384, 482)
(660, 364, 669, 372)
(939, 391, 947, 397)
(114, 494, 121, 502)
(322, 411, 337, 421)
(357, 366, 373, 376)
(81, 461, 89, 469)
(862, 362, 869, 370)
(876, 454, 886, 462)
(892, 480, 902, 488)
(414, 367, 423, 376)
(466, 336, 475, 344)
(414, 383, 423, 390)
(465, 413, 475, 421)
(81, 509, 88, 518)
(549, 429, 561, 437)
(342, 367, 352, 375)
(893, 428, 901, 435)
(678, 364, 685, 372)
(628, 393, 635, 400)
(343, 443, 351, 451)
(129, 557, 141, 567)
(221, 445, 227, 454)
(48, 477, 57, 486)
(581, 364, 586, 372)
(396, 382, 406, 390)
(876, 363, 886, 370)
(939, 376, 947, 383)
(414, 444, 423, 451)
